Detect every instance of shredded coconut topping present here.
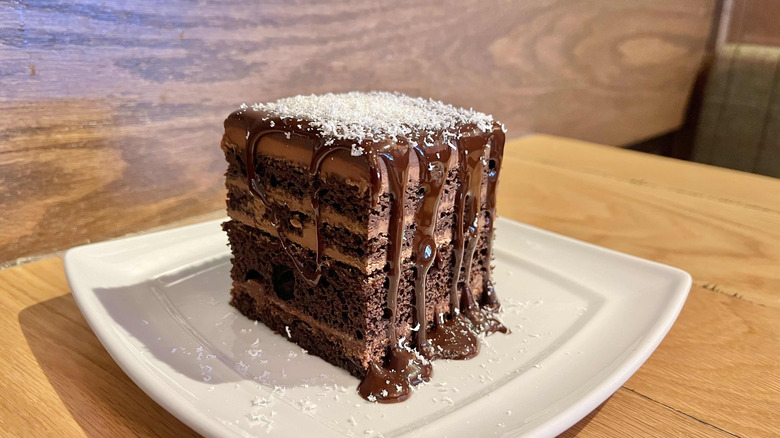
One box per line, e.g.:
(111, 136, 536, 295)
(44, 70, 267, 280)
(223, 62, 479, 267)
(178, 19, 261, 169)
(246, 91, 495, 144)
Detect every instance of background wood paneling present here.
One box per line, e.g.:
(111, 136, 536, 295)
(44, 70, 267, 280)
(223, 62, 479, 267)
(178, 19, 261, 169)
(724, 0, 780, 47)
(0, 0, 715, 264)
(691, 43, 780, 177)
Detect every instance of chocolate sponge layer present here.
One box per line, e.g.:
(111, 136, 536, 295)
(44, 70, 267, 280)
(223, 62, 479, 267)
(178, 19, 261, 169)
(224, 144, 489, 272)
(224, 220, 489, 377)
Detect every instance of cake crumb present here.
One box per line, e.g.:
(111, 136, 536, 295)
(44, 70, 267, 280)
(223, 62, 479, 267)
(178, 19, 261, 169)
(248, 412, 274, 433)
(295, 399, 318, 414)
(252, 396, 272, 407)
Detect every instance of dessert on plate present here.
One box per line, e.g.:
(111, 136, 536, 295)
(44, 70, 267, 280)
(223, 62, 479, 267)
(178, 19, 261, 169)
(220, 91, 508, 402)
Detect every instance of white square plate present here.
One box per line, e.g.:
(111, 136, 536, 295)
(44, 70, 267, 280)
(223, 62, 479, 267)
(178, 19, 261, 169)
(65, 218, 690, 437)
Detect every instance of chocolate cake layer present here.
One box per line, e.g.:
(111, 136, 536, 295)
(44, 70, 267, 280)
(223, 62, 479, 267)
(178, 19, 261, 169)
(221, 92, 507, 402)
(222, 139, 489, 231)
(223, 146, 489, 272)
(224, 220, 489, 377)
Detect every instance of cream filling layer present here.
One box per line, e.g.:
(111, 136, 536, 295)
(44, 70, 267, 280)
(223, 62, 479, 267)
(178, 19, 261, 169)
(225, 176, 459, 239)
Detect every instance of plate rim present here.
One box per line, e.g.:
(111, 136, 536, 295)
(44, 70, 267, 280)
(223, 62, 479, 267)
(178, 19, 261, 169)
(65, 218, 691, 437)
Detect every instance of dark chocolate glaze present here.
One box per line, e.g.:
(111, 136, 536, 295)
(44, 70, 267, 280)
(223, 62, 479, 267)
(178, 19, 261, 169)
(427, 313, 480, 359)
(454, 126, 509, 336)
(357, 345, 432, 403)
(410, 137, 452, 354)
(238, 114, 344, 287)
(483, 128, 506, 310)
(450, 131, 488, 316)
(376, 141, 410, 344)
(227, 109, 507, 404)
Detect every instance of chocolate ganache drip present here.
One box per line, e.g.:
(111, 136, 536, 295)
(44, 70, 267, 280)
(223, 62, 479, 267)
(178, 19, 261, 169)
(230, 93, 508, 404)
(483, 127, 506, 311)
(410, 135, 452, 355)
(359, 125, 508, 402)
(242, 116, 347, 287)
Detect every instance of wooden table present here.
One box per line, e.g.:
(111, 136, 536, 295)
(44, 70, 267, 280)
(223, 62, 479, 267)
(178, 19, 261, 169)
(2, 135, 778, 437)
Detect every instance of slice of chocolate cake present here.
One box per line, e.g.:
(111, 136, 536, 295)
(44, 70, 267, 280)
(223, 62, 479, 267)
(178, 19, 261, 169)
(220, 92, 508, 403)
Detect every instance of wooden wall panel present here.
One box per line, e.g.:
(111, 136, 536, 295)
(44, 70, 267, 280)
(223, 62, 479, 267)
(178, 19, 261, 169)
(692, 44, 780, 176)
(0, 0, 715, 264)
(725, 0, 780, 47)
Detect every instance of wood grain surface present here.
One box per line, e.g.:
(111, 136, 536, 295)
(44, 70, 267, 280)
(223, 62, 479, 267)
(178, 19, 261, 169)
(512, 135, 780, 310)
(2, 135, 779, 437)
(724, 0, 780, 47)
(0, 0, 715, 264)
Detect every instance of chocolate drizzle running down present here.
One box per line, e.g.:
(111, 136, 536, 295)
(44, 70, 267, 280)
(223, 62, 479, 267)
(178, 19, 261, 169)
(229, 93, 509, 404)
(243, 120, 345, 287)
(376, 141, 410, 345)
(410, 137, 452, 356)
(483, 129, 506, 311)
